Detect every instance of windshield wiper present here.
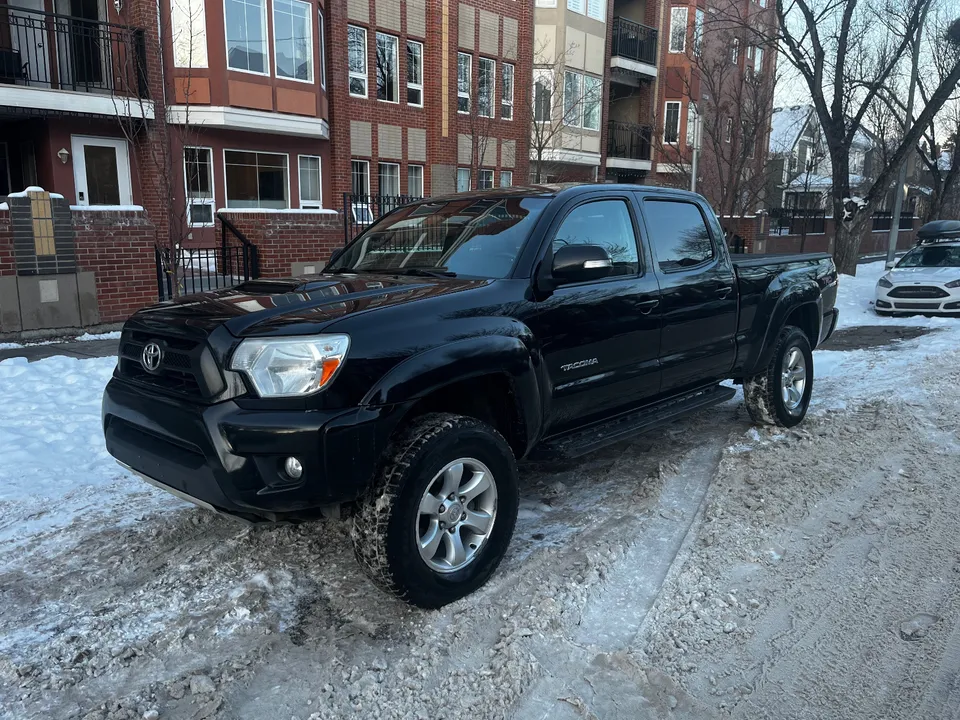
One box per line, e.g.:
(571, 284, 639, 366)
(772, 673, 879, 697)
(389, 267, 458, 278)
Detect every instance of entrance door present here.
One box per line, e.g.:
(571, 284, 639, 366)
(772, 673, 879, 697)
(9, 0, 51, 87)
(70, 135, 133, 206)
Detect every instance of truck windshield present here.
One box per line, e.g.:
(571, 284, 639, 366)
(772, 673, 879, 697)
(897, 245, 960, 268)
(329, 197, 550, 278)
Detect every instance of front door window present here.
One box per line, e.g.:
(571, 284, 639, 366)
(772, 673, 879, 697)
(70, 135, 133, 206)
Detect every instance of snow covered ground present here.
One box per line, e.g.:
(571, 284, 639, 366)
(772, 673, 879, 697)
(1, 262, 959, 720)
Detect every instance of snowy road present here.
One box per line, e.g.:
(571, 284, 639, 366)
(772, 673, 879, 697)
(1, 262, 959, 720)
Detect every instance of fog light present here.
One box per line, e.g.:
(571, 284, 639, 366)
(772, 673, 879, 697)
(284, 457, 303, 479)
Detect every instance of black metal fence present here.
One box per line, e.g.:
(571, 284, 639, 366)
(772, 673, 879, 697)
(343, 193, 421, 244)
(0, 6, 148, 96)
(607, 121, 652, 161)
(611, 17, 658, 66)
(871, 211, 914, 232)
(768, 208, 827, 236)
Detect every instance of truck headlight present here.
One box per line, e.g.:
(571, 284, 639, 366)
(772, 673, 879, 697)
(877, 276, 893, 288)
(229, 335, 350, 397)
(946, 279, 960, 289)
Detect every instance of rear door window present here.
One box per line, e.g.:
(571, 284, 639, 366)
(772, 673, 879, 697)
(643, 200, 715, 272)
(552, 199, 640, 276)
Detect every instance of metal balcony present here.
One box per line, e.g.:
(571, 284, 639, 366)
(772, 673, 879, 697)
(611, 17, 658, 76)
(606, 121, 653, 167)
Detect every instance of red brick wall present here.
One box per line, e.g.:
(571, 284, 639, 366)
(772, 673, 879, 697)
(756, 217, 921, 256)
(0, 210, 12, 277)
(73, 210, 159, 323)
(218, 211, 344, 278)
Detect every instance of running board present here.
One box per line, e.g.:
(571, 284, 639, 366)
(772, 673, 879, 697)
(532, 384, 738, 460)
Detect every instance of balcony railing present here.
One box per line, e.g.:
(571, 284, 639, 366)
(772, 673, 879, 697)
(611, 17, 658, 66)
(607, 121, 653, 161)
(0, 6, 148, 97)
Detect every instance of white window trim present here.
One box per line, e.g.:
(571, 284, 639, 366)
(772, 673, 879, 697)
(664, 101, 681, 144)
(407, 40, 424, 108)
(535, 0, 557, 6)
(223, 148, 291, 209)
(318, 9, 326, 89)
(407, 164, 424, 197)
(731, 38, 740, 63)
(586, 0, 604, 22)
(582, 74, 601, 131)
(693, 8, 704, 57)
(348, 25, 368, 98)
(184, 145, 216, 227)
(376, 32, 400, 104)
(499, 170, 513, 187)
(378, 161, 401, 195)
(564, 70, 585, 128)
(456, 167, 471, 191)
(534, 68, 553, 124)
(457, 52, 471, 114)
(273, 0, 314, 83)
(669, 6, 688, 54)
(725, 117, 733, 143)
(71, 135, 134, 207)
(298, 154, 323, 209)
(478, 168, 494, 189)
(567, 0, 585, 15)
(478, 57, 496, 118)
(351, 159, 371, 195)
(501, 62, 514, 121)
(224, 0, 270, 76)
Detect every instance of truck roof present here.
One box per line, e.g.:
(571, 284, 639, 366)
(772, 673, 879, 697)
(422, 183, 707, 204)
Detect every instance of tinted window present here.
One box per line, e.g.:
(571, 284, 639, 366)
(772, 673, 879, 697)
(897, 245, 960, 268)
(553, 200, 639, 276)
(643, 200, 715, 271)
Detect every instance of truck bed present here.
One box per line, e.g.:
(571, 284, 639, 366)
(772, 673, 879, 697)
(731, 252, 832, 267)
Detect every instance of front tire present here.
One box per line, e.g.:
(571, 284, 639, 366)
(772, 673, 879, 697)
(351, 413, 519, 608)
(743, 326, 813, 427)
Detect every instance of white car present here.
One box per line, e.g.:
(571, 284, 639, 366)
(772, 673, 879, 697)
(876, 221, 960, 315)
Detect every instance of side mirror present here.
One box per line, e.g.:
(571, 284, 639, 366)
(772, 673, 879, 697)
(885, 260, 896, 270)
(551, 244, 614, 285)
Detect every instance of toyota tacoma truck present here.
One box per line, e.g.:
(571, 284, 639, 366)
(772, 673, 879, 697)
(103, 184, 839, 608)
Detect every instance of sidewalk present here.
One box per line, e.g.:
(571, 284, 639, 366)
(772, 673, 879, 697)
(0, 339, 120, 363)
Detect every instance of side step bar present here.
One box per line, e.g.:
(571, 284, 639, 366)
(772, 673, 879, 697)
(532, 384, 738, 460)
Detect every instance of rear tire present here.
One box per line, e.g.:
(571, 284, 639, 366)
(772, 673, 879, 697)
(351, 413, 519, 608)
(743, 326, 813, 428)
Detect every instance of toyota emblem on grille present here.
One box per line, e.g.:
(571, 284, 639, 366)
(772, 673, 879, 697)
(141, 342, 163, 373)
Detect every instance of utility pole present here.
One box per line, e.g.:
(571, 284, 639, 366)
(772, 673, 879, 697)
(886, 3, 929, 264)
(690, 107, 702, 193)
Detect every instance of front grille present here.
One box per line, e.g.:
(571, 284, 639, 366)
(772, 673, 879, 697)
(118, 330, 221, 399)
(893, 302, 942, 310)
(888, 286, 949, 299)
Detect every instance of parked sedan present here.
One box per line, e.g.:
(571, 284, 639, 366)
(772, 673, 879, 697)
(876, 220, 960, 315)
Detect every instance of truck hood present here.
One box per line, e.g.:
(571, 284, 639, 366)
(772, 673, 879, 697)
(134, 273, 490, 337)
(888, 266, 960, 284)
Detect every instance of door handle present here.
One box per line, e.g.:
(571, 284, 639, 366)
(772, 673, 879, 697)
(715, 286, 732, 299)
(638, 299, 660, 315)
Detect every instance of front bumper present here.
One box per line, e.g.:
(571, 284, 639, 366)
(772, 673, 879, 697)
(876, 285, 960, 314)
(102, 379, 407, 521)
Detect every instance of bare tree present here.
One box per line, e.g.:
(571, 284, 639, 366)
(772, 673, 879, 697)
(771, 0, 960, 274)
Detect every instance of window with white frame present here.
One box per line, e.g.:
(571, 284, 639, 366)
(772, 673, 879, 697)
(456, 167, 470, 192)
(184, 147, 214, 225)
(755, 46, 764, 72)
(664, 101, 681, 143)
(586, 0, 604, 21)
(534, 69, 552, 122)
(478, 169, 494, 189)
(318, 9, 326, 88)
(583, 75, 601, 130)
(407, 164, 423, 197)
(564, 70, 581, 126)
(501, 63, 514, 120)
(693, 8, 704, 57)
(478, 57, 495, 117)
(747, 44, 755, 60)
(731, 38, 740, 63)
(500, 170, 513, 187)
(225, 0, 268, 73)
(224, 150, 289, 209)
(457, 52, 471, 113)
(686, 103, 698, 146)
(273, 0, 312, 81)
(567, 0, 584, 14)
(298, 155, 322, 209)
(535, 0, 556, 5)
(407, 40, 423, 106)
(348, 25, 367, 97)
(725, 116, 733, 142)
(351, 160, 370, 195)
(376, 32, 399, 102)
(378, 162, 400, 197)
(669, 7, 687, 53)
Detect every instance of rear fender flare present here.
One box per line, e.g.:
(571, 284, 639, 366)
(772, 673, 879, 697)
(749, 281, 822, 374)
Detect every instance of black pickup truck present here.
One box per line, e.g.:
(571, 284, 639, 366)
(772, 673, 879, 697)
(103, 184, 838, 607)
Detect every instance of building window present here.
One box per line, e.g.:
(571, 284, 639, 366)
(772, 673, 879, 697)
(184, 147, 214, 226)
(378, 162, 400, 197)
(725, 116, 733, 142)
(298, 155, 322, 209)
(500, 170, 513, 187)
(501, 63, 514, 120)
(273, 0, 312, 81)
(747, 44, 755, 60)
(731, 38, 740, 63)
(567, 0, 584, 14)
(664, 101, 681, 144)
(583, 75, 601, 130)
(534, 69, 552, 122)
(755, 46, 764, 72)
(348, 25, 367, 97)
(669, 7, 687, 54)
(586, 0, 604, 21)
(563, 71, 601, 129)
(564, 70, 581, 126)
(351, 159, 370, 195)
(478, 57, 495, 118)
(407, 40, 423, 106)
(456, 167, 470, 192)
(535, 0, 556, 6)
(318, 9, 326, 88)
(457, 52, 471, 113)
(376, 32, 399, 102)
(478, 169, 494, 189)
(693, 9, 704, 57)
(224, 150, 289, 209)
(407, 164, 424, 197)
(225, 0, 268, 73)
